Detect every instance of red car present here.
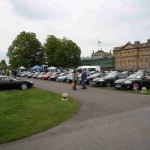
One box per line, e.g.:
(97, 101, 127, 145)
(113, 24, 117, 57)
(42, 72, 53, 80)
(42, 72, 60, 80)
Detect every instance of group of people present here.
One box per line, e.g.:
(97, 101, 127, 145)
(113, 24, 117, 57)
(72, 68, 87, 90)
(0, 69, 18, 78)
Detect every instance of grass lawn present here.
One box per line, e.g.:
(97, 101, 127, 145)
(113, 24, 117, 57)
(0, 88, 79, 143)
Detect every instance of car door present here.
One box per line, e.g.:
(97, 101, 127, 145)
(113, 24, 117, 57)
(141, 76, 150, 88)
(0, 77, 17, 89)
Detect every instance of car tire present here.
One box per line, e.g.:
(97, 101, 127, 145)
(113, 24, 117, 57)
(20, 83, 28, 90)
(89, 80, 93, 85)
(105, 81, 112, 87)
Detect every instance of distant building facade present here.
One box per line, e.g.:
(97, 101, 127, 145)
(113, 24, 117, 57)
(113, 39, 150, 71)
(91, 49, 112, 58)
(82, 49, 115, 71)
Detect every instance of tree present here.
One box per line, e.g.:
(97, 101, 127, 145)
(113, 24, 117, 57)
(54, 37, 81, 68)
(0, 60, 7, 69)
(7, 31, 42, 68)
(44, 35, 61, 66)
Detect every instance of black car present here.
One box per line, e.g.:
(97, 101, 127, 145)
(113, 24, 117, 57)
(77, 72, 106, 85)
(86, 73, 106, 85)
(0, 76, 33, 90)
(91, 73, 128, 87)
(114, 73, 150, 90)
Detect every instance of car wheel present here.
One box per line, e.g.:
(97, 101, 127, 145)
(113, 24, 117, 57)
(20, 83, 28, 90)
(105, 81, 112, 87)
(132, 83, 139, 90)
(64, 78, 67, 82)
(89, 80, 93, 85)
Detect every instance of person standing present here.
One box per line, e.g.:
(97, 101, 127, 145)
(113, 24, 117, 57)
(81, 69, 87, 89)
(72, 69, 78, 90)
(6, 69, 9, 76)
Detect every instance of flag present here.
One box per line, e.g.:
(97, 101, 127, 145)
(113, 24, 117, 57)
(98, 41, 101, 43)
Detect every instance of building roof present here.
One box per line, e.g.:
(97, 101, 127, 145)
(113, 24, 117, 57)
(113, 39, 150, 51)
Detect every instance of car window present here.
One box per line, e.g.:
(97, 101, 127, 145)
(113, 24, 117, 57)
(1, 77, 11, 81)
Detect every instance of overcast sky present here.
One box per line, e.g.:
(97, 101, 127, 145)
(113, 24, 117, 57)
(1, 0, 150, 63)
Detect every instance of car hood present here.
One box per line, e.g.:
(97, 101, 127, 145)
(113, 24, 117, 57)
(57, 76, 67, 79)
(92, 77, 104, 81)
(115, 78, 141, 83)
(16, 79, 33, 84)
(115, 78, 126, 83)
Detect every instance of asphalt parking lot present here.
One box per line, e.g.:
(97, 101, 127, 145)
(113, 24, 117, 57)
(1, 79, 150, 150)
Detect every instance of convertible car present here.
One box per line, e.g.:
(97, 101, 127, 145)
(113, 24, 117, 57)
(91, 73, 128, 87)
(0, 75, 33, 90)
(114, 73, 150, 90)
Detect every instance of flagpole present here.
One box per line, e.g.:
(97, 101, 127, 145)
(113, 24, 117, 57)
(98, 41, 101, 50)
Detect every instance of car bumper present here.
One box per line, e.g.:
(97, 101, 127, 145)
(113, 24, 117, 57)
(91, 81, 103, 86)
(115, 83, 131, 89)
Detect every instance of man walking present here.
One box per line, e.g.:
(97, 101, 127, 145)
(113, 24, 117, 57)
(81, 69, 87, 89)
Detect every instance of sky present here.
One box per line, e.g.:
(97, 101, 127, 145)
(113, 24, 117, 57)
(1, 0, 150, 64)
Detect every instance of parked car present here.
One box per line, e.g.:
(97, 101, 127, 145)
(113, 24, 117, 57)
(32, 72, 41, 79)
(0, 75, 33, 90)
(20, 71, 28, 77)
(56, 73, 72, 82)
(77, 72, 91, 84)
(114, 73, 150, 90)
(36, 72, 46, 79)
(48, 72, 61, 80)
(49, 72, 69, 81)
(91, 73, 128, 87)
(42, 72, 53, 80)
(27, 72, 37, 78)
(78, 72, 106, 85)
(66, 73, 73, 83)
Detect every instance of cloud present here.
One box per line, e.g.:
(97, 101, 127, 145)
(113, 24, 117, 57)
(0, 0, 150, 63)
(7, 0, 69, 20)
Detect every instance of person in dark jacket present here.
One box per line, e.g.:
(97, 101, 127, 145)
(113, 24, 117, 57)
(81, 69, 87, 89)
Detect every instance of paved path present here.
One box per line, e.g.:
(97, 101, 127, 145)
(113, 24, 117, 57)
(1, 79, 150, 150)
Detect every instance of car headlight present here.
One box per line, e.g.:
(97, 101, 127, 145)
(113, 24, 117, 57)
(99, 79, 104, 82)
(125, 80, 132, 84)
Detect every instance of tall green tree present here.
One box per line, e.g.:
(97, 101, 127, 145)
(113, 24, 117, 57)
(44, 35, 61, 66)
(0, 60, 7, 69)
(7, 31, 42, 68)
(55, 37, 81, 68)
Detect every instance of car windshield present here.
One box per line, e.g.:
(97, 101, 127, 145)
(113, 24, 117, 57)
(105, 74, 117, 78)
(127, 73, 143, 79)
(67, 74, 72, 77)
(59, 73, 65, 76)
(90, 73, 100, 77)
(1, 77, 16, 81)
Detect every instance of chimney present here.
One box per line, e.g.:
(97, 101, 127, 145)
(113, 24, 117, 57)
(134, 41, 140, 45)
(147, 39, 150, 43)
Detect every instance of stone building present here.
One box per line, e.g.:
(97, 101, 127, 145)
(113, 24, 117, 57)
(91, 49, 112, 58)
(82, 49, 115, 71)
(113, 39, 150, 71)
